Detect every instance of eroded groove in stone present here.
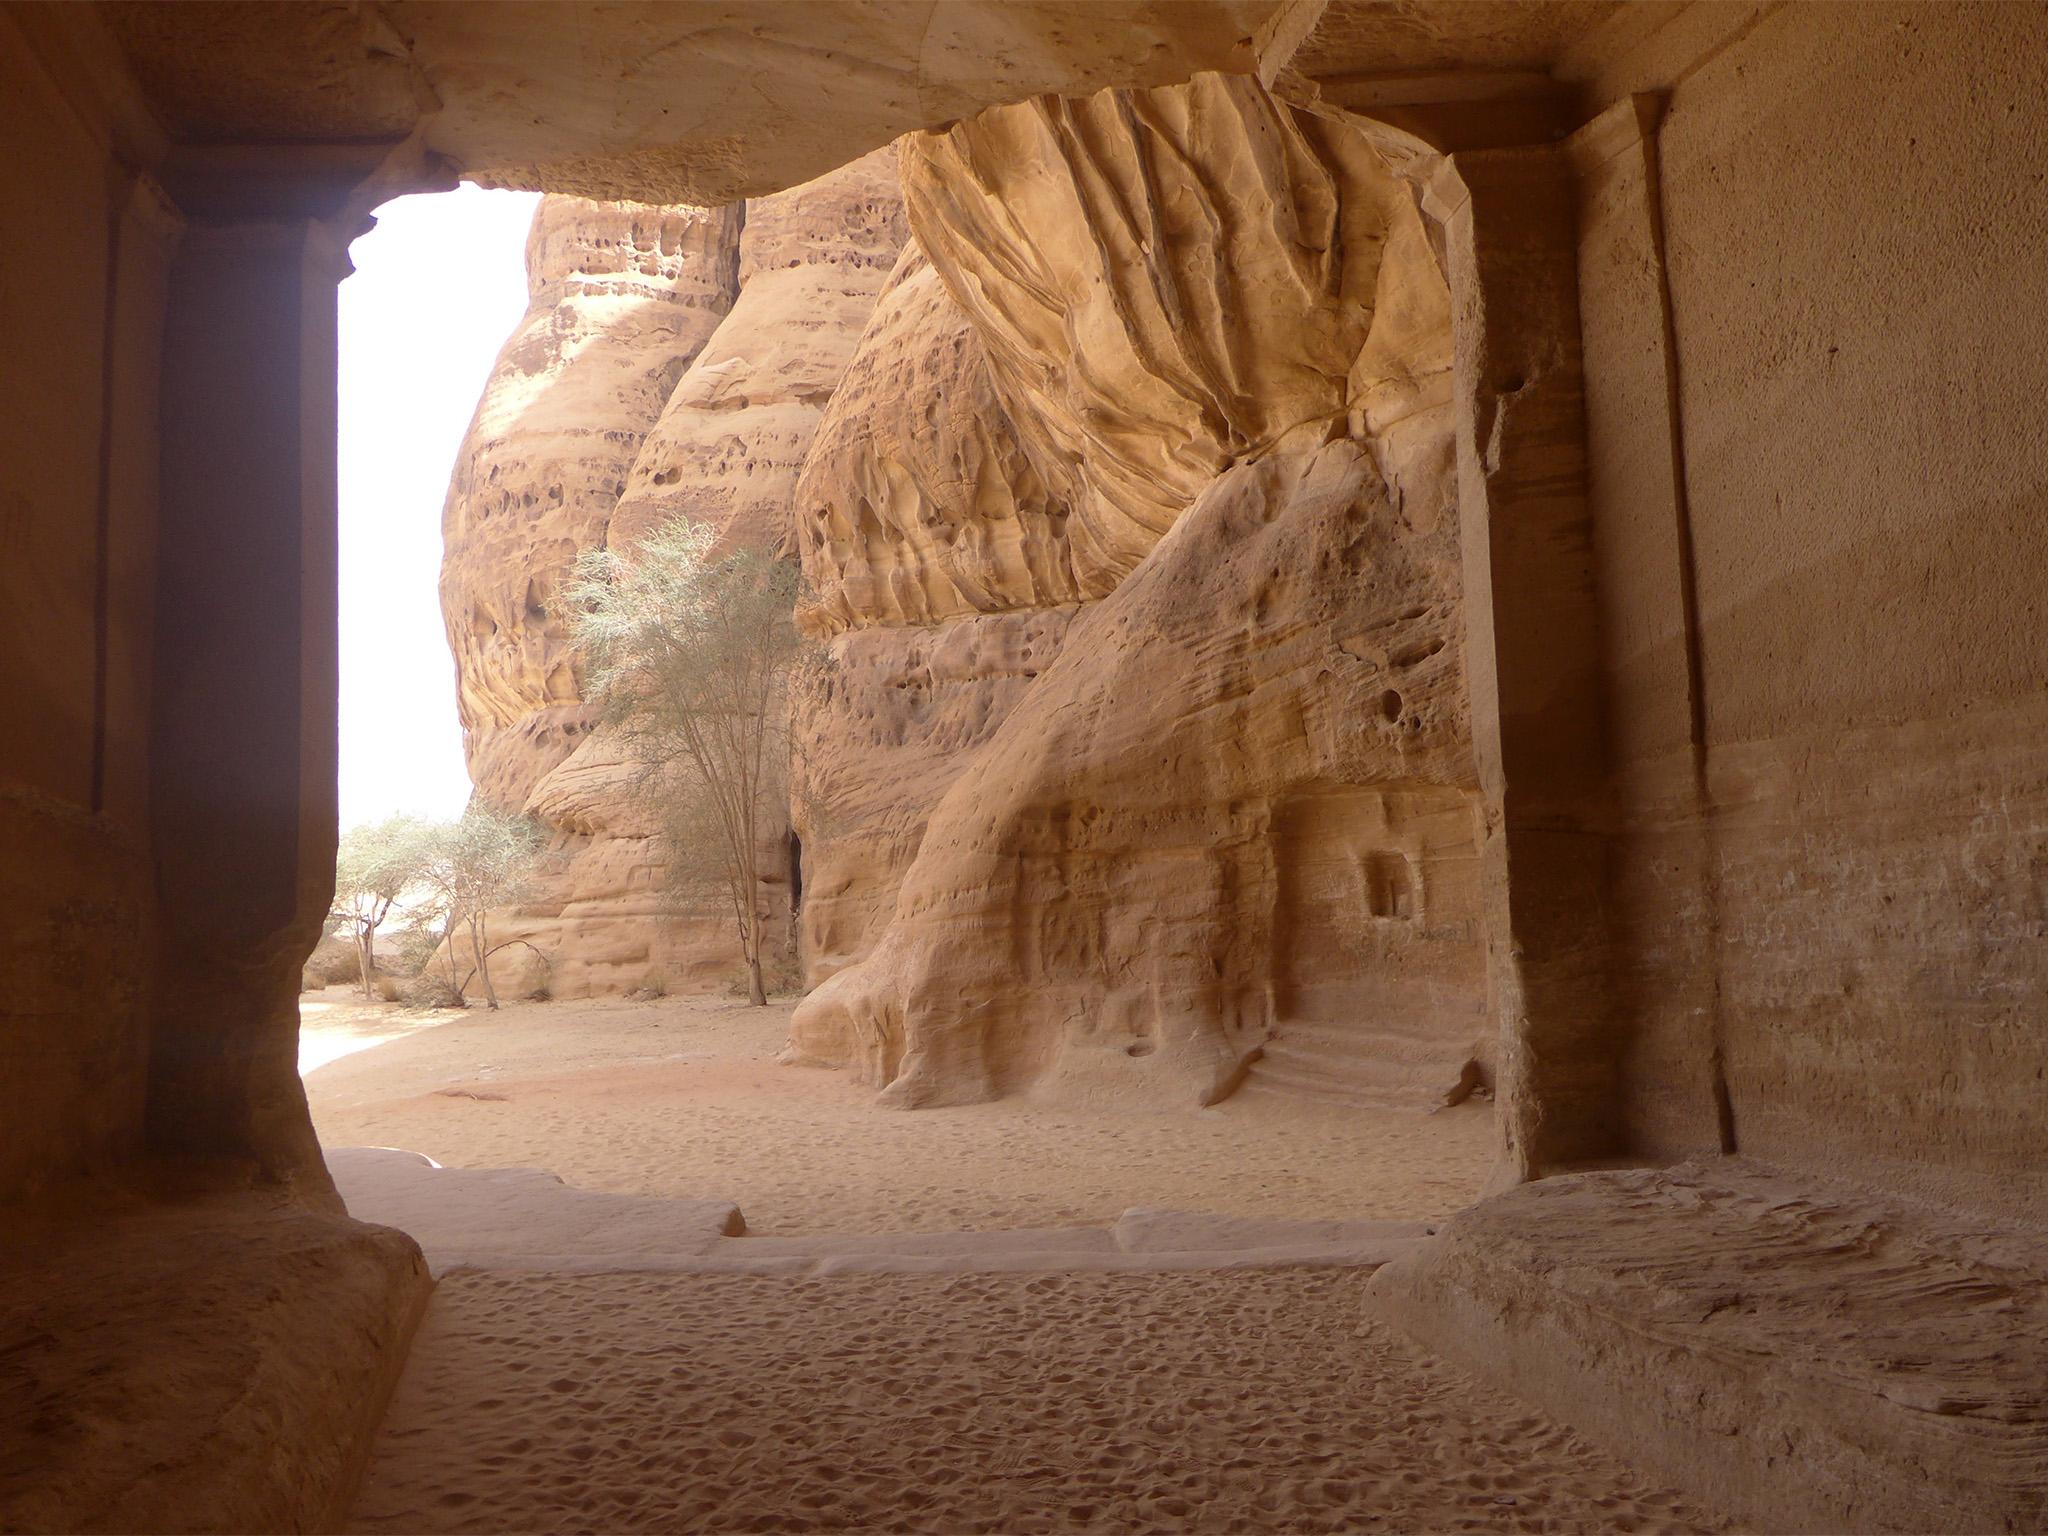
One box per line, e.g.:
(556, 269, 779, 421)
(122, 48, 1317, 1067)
(1369, 1159, 2048, 1534)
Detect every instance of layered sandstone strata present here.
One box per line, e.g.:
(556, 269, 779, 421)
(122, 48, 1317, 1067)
(441, 196, 743, 810)
(441, 154, 907, 997)
(609, 151, 909, 555)
(787, 73, 1483, 1109)
(793, 246, 1083, 635)
(899, 73, 1455, 583)
(790, 607, 1076, 983)
(790, 441, 1484, 1109)
(787, 236, 1085, 980)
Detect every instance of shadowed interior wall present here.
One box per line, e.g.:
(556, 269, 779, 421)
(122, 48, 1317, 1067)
(0, 10, 173, 1198)
(147, 212, 348, 1192)
(1569, 0, 2048, 1219)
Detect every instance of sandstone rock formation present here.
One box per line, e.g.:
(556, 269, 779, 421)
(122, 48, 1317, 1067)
(785, 75, 1481, 1111)
(790, 607, 1076, 983)
(609, 153, 909, 555)
(440, 152, 907, 996)
(794, 245, 1083, 635)
(788, 237, 1085, 980)
(441, 197, 743, 811)
(791, 440, 1484, 1110)
(898, 73, 1452, 587)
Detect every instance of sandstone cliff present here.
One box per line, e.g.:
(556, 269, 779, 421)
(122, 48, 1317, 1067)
(785, 74, 1485, 1110)
(610, 157, 909, 555)
(442, 197, 743, 811)
(440, 152, 906, 997)
(787, 238, 1085, 979)
(790, 441, 1483, 1110)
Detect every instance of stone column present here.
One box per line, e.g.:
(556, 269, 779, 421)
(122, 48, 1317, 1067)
(146, 205, 354, 1197)
(1426, 147, 1619, 1181)
(1565, 97, 1734, 1161)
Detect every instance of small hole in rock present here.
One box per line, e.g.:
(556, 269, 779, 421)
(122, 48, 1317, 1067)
(1380, 688, 1404, 722)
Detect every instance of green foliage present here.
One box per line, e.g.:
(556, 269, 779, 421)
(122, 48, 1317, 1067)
(327, 806, 545, 1008)
(332, 815, 437, 929)
(564, 517, 804, 1005)
(413, 804, 548, 1009)
(329, 815, 441, 997)
(422, 803, 547, 919)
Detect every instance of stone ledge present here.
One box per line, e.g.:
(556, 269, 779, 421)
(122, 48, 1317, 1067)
(329, 1145, 1434, 1278)
(0, 1192, 430, 1534)
(1366, 1157, 2048, 1534)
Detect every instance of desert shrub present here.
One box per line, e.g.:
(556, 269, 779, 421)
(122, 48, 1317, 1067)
(383, 923, 439, 979)
(400, 973, 463, 1010)
(331, 815, 439, 998)
(302, 935, 360, 990)
(625, 971, 669, 1002)
(567, 520, 801, 1007)
(417, 806, 546, 1009)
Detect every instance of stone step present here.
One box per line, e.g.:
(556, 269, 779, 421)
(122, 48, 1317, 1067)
(1236, 1019, 1478, 1110)
(328, 1146, 1432, 1278)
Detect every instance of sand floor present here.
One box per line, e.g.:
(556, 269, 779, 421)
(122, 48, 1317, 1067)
(309, 995, 1726, 1532)
(306, 994, 1497, 1235)
(348, 1267, 1725, 1535)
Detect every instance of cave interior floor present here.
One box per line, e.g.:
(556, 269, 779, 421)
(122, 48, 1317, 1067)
(313, 991, 1728, 1533)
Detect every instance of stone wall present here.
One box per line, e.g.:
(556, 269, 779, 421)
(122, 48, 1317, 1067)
(0, 22, 162, 1197)
(1559, 0, 2048, 1221)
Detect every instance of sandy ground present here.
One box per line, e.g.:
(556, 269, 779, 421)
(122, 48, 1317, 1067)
(305, 994, 1498, 1235)
(348, 1267, 1725, 1536)
(300, 987, 465, 1073)
(309, 995, 1725, 1533)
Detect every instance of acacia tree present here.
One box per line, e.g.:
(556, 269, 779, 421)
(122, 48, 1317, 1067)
(566, 518, 802, 1005)
(330, 816, 435, 998)
(417, 805, 546, 1009)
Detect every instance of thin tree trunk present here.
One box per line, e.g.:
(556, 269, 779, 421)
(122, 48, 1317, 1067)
(443, 918, 464, 1001)
(354, 927, 375, 999)
(745, 902, 766, 1005)
(474, 912, 500, 1009)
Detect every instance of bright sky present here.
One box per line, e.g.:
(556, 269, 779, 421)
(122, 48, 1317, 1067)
(336, 184, 541, 829)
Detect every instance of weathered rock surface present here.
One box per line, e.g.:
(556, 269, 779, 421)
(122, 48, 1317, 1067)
(0, 1195, 430, 1534)
(899, 72, 1454, 590)
(791, 607, 1075, 983)
(441, 197, 743, 810)
(794, 245, 1084, 634)
(97, 2, 1627, 204)
(790, 440, 1484, 1110)
(441, 161, 906, 996)
(783, 234, 1085, 977)
(609, 149, 908, 556)
(787, 76, 1476, 1109)
(1368, 1158, 2048, 1534)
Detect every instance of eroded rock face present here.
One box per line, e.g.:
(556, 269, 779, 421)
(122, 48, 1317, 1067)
(784, 225, 1090, 984)
(610, 149, 909, 556)
(442, 197, 744, 809)
(441, 163, 907, 997)
(786, 75, 1478, 1110)
(794, 246, 1084, 635)
(790, 441, 1484, 1110)
(899, 72, 1453, 589)
(791, 607, 1075, 983)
